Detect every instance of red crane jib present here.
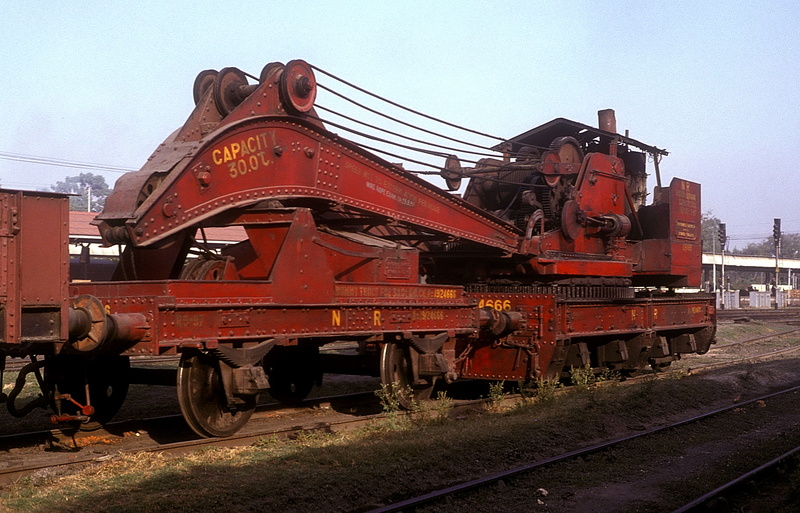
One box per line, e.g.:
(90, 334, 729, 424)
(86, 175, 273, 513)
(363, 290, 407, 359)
(94, 123, 702, 286)
(101, 118, 521, 254)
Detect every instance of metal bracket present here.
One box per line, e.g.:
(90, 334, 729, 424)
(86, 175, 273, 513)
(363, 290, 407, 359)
(214, 339, 276, 368)
(408, 333, 449, 354)
(214, 340, 275, 404)
(408, 333, 450, 376)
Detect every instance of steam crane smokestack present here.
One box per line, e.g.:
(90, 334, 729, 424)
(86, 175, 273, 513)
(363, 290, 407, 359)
(598, 109, 616, 133)
(598, 109, 617, 156)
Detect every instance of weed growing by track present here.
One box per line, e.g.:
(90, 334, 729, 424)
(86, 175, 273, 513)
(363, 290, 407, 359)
(1, 365, 757, 513)
(3, 323, 797, 512)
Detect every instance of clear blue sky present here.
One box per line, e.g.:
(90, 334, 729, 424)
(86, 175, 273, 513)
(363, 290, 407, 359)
(1, 1, 798, 249)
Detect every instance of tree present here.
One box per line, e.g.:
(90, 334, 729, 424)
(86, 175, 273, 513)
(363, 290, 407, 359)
(701, 212, 723, 253)
(52, 173, 111, 212)
(734, 233, 800, 258)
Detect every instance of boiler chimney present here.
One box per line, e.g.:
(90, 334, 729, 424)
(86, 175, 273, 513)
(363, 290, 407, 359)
(598, 109, 616, 133)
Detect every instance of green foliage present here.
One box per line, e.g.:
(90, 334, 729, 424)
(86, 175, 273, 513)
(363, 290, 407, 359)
(734, 232, 800, 259)
(374, 382, 413, 430)
(569, 364, 596, 390)
(598, 368, 621, 383)
(51, 172, 111, 212)
(375, 382, 403, 413)
(486, 380, 508, 411)
(0, 364, 776, 513)
(702, 210, 800, 291)
(432, 391, 453, 423)
(701, 211, 723, 253)
(516, 377, 562, 406)
(536, 377, 561, 402)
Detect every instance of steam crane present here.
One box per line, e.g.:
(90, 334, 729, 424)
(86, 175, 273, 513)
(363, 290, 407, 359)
(0, 60, 714, 437)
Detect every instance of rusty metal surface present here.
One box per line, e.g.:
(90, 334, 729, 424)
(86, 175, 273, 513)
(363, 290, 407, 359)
(0, 189, 69, 345)
(0, 59, 716, 435)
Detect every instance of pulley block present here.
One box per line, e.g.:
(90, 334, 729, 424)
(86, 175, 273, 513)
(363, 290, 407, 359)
(192, 69, 219, 105)
(279, 59, 317, 114)
(441, 155, 463, 191)
(213, 67, 252, 116)
(259, 61, 283, 84)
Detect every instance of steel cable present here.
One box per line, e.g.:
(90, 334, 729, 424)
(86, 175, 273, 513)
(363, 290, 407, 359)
(316, 82, 500, 154)
(310, 64, 506, 142)
(314, 104, 503, 159)
(297, 64, 549, 187)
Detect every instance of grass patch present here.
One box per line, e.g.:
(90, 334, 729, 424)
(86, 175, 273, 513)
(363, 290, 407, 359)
(716, 320, 793, 345)
(0, 365, 756, 513)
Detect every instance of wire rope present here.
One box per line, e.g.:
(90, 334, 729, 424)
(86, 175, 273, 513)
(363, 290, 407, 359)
(310, 64, 506, 141)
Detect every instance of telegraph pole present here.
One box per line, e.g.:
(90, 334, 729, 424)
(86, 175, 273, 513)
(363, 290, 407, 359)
(711, 228, 717, 292)
(774, 218, 781, 307)
(719, 223, 726, 308)
(773, 218, 781, 278)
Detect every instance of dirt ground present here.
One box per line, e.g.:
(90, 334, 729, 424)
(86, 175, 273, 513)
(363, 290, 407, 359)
(4, 322, 800, 512)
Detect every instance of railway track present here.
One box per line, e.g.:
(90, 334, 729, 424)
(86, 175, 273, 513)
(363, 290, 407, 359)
(3, 329, 799, 503)
(679, 327, 800, 375)
(717, 307, 800, 322)
(0, 378, 498, 486)
(0, 390, 381, 486)
(671, 445, 800, 512)
(368, 384, 800, 512)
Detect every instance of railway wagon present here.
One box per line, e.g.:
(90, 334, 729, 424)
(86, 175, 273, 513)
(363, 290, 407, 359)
(0, 60, 715, 437)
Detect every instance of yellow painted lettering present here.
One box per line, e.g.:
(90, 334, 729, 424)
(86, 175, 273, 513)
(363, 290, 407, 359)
(230, 142, 241, 159)
(373, 310, 382, 326)
(332, 309, 341, 327)
(223, 146, 233, 163)
(213, 149, 223, 165)
(247, 137, 257, 153)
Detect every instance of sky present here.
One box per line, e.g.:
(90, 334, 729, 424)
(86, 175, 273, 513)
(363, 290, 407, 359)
(1, 1, 799, 250)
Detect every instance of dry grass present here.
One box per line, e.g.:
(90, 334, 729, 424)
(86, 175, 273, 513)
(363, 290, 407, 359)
(715, 320, 792, 344)
(0, 368, 753, 513)
(1, 322, 794, 512)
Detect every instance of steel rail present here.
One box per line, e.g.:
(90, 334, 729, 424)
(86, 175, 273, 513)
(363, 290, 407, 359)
(671, 445, 800, 513)
(0, 390, 381, 485)
(367, 384, 800, 513)
(717, 308, 800, 321)
(4, 331, 796, 491)
(683, 328, 800, 375)
(712, 327, 800, 349)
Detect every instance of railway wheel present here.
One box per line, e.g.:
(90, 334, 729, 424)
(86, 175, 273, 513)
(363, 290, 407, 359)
(177, 352, 255, 437)
(380, 343, 436, 410)
(262, 345, 319, 405)
(46, 355, 130, 430)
